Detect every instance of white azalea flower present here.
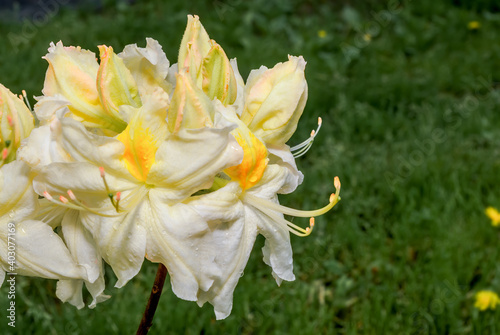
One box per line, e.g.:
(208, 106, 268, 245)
(23, 90, 242, 304)
(0, 161, 86, 286)
(170, 17, 340, 318)
(190, 112, 340, 319)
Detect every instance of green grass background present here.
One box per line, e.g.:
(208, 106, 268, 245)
(1, 0, 500, 333)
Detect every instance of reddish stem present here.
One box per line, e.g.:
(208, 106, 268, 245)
(136, 263, 168, 335)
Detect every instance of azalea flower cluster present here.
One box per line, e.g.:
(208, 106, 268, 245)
(0, 15, 340, 319)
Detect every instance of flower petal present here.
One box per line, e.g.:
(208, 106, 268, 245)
(247, 164, 289, 199)
(33, 94, 69, 125)
(229, 58, 245, 115)
(145, 192, 220, 300)
(147, 126, 243, 203)
(18, 120, 71, 169)
(252, 206, 295, 283)
(119, 38, 173, 98)
(56, 279, 84, 309)
(33, 161, 137, 213)
(2, 219, 86, 281)
(57, 117, 132, 179)
(267, 144, 304, 194)
(0, 161, 35, 222)
(61, 210, 101, 283)
(188, 183, 257, 319)
(116, 95, 169, 182)
(80, 205, 147, 288)
(168, 71, 215, 133)
(52, 210, 110, 308)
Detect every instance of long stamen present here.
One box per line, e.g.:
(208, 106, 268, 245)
(245, 177, 340, 218)
(291, 117, 322, 158)
(245, 176, 341, 237)
(21, 90, 32, 111)
(42, 190, 123, 217)
(256, 203, 314, 236)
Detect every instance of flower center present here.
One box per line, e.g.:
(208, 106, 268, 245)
(117, 121, 159, 182)
(225, 126, 268, 191)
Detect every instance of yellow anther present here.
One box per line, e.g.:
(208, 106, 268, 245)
(334, 176, 341, 190)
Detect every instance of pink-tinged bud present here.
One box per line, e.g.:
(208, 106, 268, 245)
(0, 83, 35, 165)
(97, 45, 141, 117)
(241, 55, 308, 145)
(178, 15, 211, 79)
(178, 15, 237, 106)
(201, 43, 237, 106)
(167, 72, 215, 133)
(42, 41, 127, 133)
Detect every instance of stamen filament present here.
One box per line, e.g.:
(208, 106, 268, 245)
(245, 186, 340, 218)
(22, 90, 32, 111)
(99, 166, 121, 212)
(243, 175, 340, 237)
(254, 203, 313, 237)
(43, 190, 124, 218)
(291, 117, 322, 158)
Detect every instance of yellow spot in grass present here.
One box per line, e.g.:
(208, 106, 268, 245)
(467, 21, 480, 30)
(485, 207, 500, 227)
(318, 30, 327, 38)
(474, 290, 500, 311)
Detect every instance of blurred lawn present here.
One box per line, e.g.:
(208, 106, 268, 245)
(1, 0, 500, 334)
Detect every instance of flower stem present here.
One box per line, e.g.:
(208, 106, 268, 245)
(136, 263, 168, 335)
